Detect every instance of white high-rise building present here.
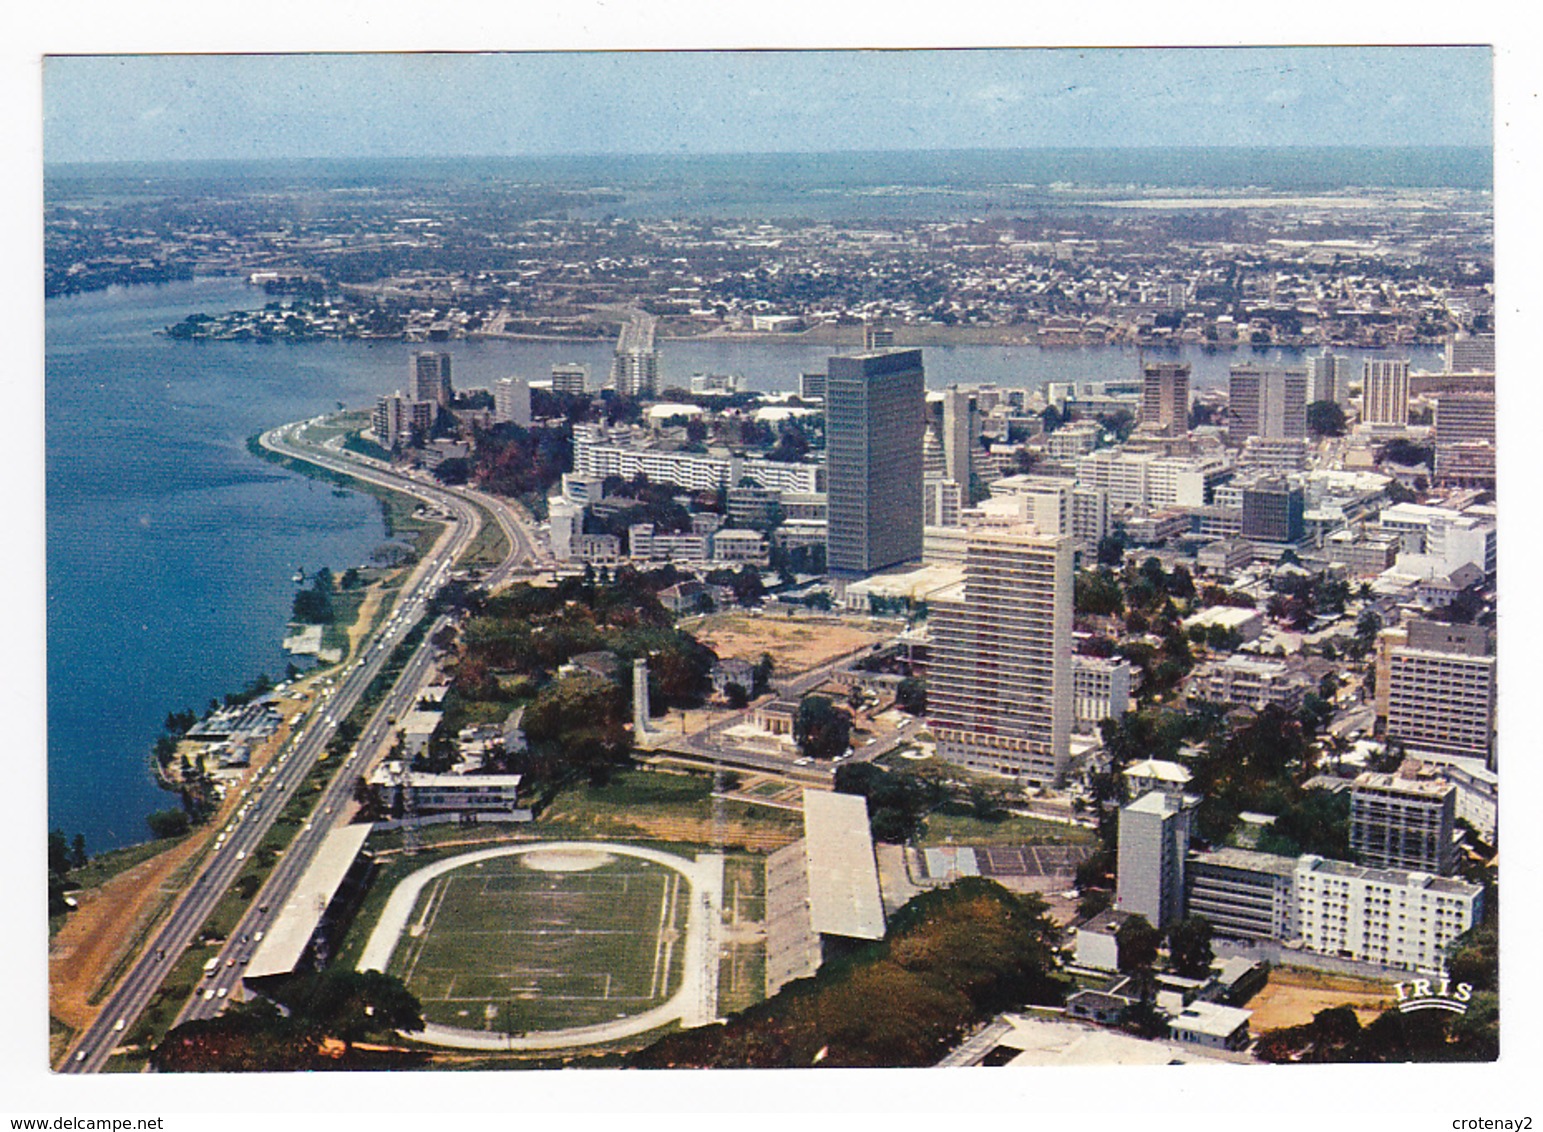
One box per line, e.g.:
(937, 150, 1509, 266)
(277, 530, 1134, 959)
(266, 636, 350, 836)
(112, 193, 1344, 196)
(1116, 790, 1193, 930)
(547, 496, 584, 562)
(926, 524, 1073, 784)
(940, 386, 980, 492)
(493, 376, 531, 426)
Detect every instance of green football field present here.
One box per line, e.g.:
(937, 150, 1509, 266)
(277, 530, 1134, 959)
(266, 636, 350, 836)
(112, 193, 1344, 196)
(385, 850, 692, 1035)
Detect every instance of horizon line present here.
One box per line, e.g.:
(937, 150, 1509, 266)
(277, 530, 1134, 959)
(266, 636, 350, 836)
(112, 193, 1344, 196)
(44, 142, 1497, 170)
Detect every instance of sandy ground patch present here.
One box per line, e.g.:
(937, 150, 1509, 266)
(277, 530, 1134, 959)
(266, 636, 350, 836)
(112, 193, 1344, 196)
(689, 613, 890, 676)
(522, 849, 615, 872)
(1247, 966, 1396, 1031)
(49, 833, 205, 1039)
(345, 582, 390, 657)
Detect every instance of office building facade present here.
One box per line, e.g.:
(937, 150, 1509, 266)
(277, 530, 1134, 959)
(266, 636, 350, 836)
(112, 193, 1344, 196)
(928, 525, 1073, 783)
(1350, 768, 1458, 876)
(1363, 359, 1411, 426)
(1240, 479, 1306, 543)
(1139, 360, 1191, 437)
(1227, 365, 1308, 441)
(413, 351, 453, 408)
(825, 349, 925, 575)
(550, 363, 588, 396)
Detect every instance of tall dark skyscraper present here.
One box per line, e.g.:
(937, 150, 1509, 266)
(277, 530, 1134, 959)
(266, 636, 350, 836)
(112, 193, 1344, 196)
(825, 349, 925, 576)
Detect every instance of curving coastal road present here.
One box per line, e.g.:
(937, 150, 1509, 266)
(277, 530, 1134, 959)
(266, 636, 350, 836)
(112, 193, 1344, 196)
(60, 416, 541, 1072)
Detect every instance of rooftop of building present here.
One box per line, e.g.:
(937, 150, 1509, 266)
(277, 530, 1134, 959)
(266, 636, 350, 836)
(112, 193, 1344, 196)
(1169, 1001, 1253, 1038)
(990, 1014, 1234, 1067)
(245, 824, 372, 980)
(1122, 758, 1192, 785)
(1352, 768, 1456, 799)
(1125, 790, 1192, 817)
(1296, 854, 1482, 897)
(802, 789, 886, 941)
(1189, 846, 1299, 878)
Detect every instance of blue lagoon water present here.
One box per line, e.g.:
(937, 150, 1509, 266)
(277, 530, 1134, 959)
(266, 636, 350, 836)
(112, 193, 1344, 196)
(45, 277, 1445, 849)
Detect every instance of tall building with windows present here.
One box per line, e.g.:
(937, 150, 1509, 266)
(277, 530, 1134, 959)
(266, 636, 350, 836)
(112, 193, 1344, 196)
(1386, 621, 1496, 766)
(1446, 333, 1496, 374)
(1350, 766, 1458, 876)
(1363, 359, 1411, 426)
(1227, 365, 1307, 441)
(550, 363, 588, 396)
(412, 351, 453, 408)
(927, 524, 1073, 784)
(1309, 351, 1351, 406)
(940, 385, 979, 492)
(372, 391, 434, 450)
(493, 376, 531, 426)
(1139, 360, 1191, 437)
(1433, 392, 1496, 446)
(1240, 479, 1306, 543)
(611, 310, 660, 398)
(825, 349, 925, 575)
(1116, 791, 1193, 931)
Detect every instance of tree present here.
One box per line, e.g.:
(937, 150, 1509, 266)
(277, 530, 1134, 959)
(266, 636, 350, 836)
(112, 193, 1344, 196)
(1306, 400, 1347, 438)
(146, 808, 191, 839)
(289, 969, 424, 1053)
(751, 653, 775, 697)
(793, 695, 853, 761)
(895, 677, 927, 715)
(724, 682, 750, 710)
(1115, 915, 1162, 974)
(1166, 916, 1215, 978)
(833, 762, 944, 844)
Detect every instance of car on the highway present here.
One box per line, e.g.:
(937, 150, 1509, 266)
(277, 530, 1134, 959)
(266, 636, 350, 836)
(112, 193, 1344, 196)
(216, 987, 227, 998)
(113, 1018, 125, 1032)
(203, 989, 215, 1001)
(254, 931, 265, 942)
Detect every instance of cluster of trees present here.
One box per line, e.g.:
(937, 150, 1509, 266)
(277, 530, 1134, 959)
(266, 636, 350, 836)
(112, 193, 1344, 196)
(1075, 557, 1202, 696)
(469, 421, 574, 509)
(441, 574, 719, 790)
(1265, 568, 1350, 630)
(47, 831, 88, 916)
(895, 676, 927, 715)
(152, 970, 426, 1072)
(1256, 1001, 1498, 1063)
(291, 568, 337, 625)
(833, 762, 945, 843)
(631, 879, 1066, 1068)
(1306, 399, 1348, 438)
(792, 695, 853, 762)
(1378, 438, 1435, 470)
(1185, 704, 1340, 848)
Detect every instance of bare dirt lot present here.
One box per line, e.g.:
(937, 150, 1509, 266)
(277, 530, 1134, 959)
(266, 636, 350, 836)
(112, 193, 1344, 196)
(687, 612, 891, 676)
(1247, 966, 1396, 1031)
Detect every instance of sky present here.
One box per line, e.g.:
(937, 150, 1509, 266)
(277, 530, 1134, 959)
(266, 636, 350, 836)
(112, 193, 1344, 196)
(42, 46, 1493, 165)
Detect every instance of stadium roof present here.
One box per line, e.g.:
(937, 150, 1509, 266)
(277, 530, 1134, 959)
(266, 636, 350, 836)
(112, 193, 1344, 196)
(244, 824, 372, 980)
(802, 789, 886, 941)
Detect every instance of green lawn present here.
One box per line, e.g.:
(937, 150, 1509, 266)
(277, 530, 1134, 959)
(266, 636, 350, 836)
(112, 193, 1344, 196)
(919, 811, 1096, 848)
(386, 850, 693, 1034)
(455, 500, 513, 570)
(718, 854, 767, 1016)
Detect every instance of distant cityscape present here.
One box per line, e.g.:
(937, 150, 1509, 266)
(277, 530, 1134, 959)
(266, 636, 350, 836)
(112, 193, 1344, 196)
(49, 153, 1497, 1073)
